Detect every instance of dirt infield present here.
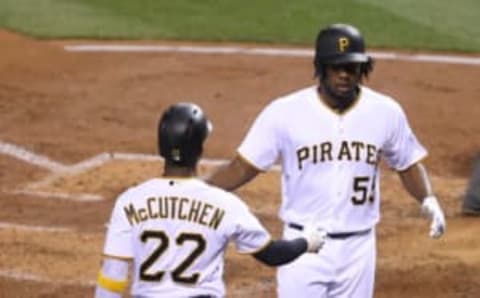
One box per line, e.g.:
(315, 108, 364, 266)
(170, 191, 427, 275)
(1, 29, 480, 297)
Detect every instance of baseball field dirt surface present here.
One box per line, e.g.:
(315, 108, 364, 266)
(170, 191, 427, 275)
(1, 30, 480, 297)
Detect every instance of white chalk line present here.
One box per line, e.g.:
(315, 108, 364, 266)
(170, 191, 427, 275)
(110, 152, 281, 171)
(64, 44, 480, 66)
(0, 140, 104, 201)
(0, 222, 73, 232)
(22, 153, 114, 191)
(7, 189, 104, 202)
(0, 140, 68, 172)
(0, 138, 276, 173)
(0, 269, 95, 287)
(0, 141, 277, 203)
(0, 139, 234, 173)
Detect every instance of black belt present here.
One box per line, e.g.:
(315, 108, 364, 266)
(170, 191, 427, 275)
(288, 223, 371, 239)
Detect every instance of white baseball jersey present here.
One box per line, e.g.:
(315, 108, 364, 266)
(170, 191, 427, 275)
(238, 85, 427, 233)
(103, 177, 271, 298)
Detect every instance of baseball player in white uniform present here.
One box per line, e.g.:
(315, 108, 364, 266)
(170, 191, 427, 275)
(207, 24, 446, 297)
(95, 103, 327, 298)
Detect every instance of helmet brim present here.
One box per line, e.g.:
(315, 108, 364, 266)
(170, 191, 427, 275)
(328, 53, 370, 64)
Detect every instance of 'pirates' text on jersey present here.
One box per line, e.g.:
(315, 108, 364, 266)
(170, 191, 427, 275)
(238, 85, 427, 233)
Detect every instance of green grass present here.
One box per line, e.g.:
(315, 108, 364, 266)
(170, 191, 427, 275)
(0, 0, 478, 52)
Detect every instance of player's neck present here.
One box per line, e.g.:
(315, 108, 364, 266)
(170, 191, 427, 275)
(163, 166, 197, 178)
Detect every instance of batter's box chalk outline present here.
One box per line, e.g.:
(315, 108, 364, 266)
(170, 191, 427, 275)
(0, 140, 281, 202)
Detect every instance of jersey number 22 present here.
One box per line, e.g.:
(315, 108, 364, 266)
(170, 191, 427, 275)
(140, 230, 206, 284)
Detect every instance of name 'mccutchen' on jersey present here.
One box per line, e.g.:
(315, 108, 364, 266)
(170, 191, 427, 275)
(102, 177, 271, 298)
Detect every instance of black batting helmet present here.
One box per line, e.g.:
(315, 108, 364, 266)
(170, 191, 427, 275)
(158, 102, 211, 167)
(314, 24, 373, 77)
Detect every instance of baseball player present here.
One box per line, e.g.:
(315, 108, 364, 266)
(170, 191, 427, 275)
(95, 103, 327, 298)
(207, 24, 446, 297)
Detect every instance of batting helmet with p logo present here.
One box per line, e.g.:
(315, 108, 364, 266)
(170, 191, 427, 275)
(158, 102, 212, 167)
(313, 23, 373, 78)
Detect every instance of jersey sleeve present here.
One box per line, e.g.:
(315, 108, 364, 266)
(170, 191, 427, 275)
(229, 199, 272, 254)
(103, 194, 134, 259)
(237, 102, 280, 171)
(383, 103, 427, 171)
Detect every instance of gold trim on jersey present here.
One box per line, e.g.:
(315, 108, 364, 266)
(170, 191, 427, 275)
(316, 86, 362, 115)
(101, 254, 133, 261)
(396, 155, 428, 172)
(236, 152, 266, 172)
(238, 237, 273, 255)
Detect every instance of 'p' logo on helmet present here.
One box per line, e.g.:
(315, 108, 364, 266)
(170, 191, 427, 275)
(338, 37, 350, 52)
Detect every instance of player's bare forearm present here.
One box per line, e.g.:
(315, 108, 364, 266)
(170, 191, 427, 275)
(400, 162, 446, 238)
(206, 155, 260, 191)
(398, 162, 433, 203)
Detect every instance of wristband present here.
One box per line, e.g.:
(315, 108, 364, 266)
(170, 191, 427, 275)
(97, 270, 127, 293)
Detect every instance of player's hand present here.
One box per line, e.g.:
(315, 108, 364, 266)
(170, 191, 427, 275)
(421, 195, 446, 239)
(302, 225, 327, 252)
